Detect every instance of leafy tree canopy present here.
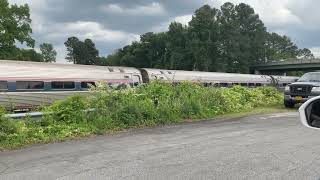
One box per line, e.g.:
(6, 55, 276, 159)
(64, 37, 99, 65)
(0, 0, 55, 62)
(40, 43, 57, 63)
(0, 0, 34, 49)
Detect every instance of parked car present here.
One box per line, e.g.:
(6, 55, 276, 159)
(284, 72, 320, 108)
(299, 96, 320, 129)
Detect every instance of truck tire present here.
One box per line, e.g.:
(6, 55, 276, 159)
(284, 100, 295, 108)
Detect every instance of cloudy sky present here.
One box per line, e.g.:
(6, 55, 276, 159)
(8, 0, 320, 62)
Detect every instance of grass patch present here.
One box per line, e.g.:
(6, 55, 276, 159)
(206, 105, 295, 120)
(0, 82, 289, 150)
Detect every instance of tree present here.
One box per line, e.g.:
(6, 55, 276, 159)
(166, 22, 192, 70)
(84, 39, 99, 65)
(64, 37, 99, 65)
(40, 43, 57, 62)
(18, 49, 42, 61)
(65, 37, 81, 64)
(265, 33, 299, 60)
(219, 2, 267, 73)
(298, 48, 314, 59)
(188, 5, 220, 71)
(0, 0, 35, 54)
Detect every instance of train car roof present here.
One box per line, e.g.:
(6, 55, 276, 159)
(141, 68, 273, 83)
(0, 60, 141, 74)
(0, 60, 141, 81)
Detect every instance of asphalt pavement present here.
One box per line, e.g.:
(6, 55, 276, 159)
(1, 112, 320, 180)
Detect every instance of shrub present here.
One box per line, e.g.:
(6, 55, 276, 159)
(44, 95, 88, 124)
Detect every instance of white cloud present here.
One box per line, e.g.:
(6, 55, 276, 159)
(9, 0, 43, 7)
(174, 15, 193, 25)
(42, 21, 140, 62)
(54, 45, 71, 64)
(150, 14, 192, 32)
(46, 21, 139, 43)
(310, 47, 320, 58)
(206, 0, 302, 28)
(286, 0, 320, 31)
(101, 2, 165, 16)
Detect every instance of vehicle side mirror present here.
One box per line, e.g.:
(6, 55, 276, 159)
(299, 96, 320, 129)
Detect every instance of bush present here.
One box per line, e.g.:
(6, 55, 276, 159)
(0, 82, 284, 149)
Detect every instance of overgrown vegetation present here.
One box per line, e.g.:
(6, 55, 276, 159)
(0, 82, 284, 150)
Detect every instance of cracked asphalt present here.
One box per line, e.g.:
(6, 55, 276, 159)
(1, 112, 320, 180)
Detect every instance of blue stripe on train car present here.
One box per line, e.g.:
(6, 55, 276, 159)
(7, 82, 16, 92)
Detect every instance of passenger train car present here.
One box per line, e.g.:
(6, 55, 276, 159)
(0, 60, 298, 111)
(0, 60, 142, 111)
(140, 68, 297, 88)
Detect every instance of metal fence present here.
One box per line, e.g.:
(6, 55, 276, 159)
(4, 112, 45, 120)
(4, 108, 96, 120)
(255, 58, 320, 66)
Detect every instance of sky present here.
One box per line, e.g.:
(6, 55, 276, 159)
(8, 0, 320, 63)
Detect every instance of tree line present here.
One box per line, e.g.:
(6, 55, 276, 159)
(97, 3, 313, 73)
(0, 0, 314, 73)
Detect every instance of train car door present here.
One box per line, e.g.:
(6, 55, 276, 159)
(133, 75, 141, 86)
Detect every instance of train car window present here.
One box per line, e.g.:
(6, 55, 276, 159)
(282, 83, 287, 87)
(248, 83, 255, 87)
(52, 82, 63, 89)
(63, 82, 75, 89)
(160, 71, 164, 74)
(16, 81, 44, 90)
(220, 83, 228, 87)
(0, 81, 7, 90)
(232, 83, 239, 86)
(255, 83, 262, 87)
(240, 83, 248, 87)
(52, 81, 75, 89)
(119, 68, 124, 73)
(108, 68, 114, 72)
(124, 75, 130, 79)
(167, 71, 172, 74)
(81, 82, 96, 89)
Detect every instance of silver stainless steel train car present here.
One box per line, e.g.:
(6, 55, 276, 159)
(140, 68, 297, 89)
(0, 60, 142, 110)
(0, 60, 298, 111)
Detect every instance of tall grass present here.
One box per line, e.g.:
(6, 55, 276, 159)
(0, 82, 283, 149)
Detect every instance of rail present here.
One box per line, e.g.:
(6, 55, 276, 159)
(4, 108, 96, 120)
(4, 112, 45, 119)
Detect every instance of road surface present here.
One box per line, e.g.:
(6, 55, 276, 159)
(1, 112, 320, 180)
